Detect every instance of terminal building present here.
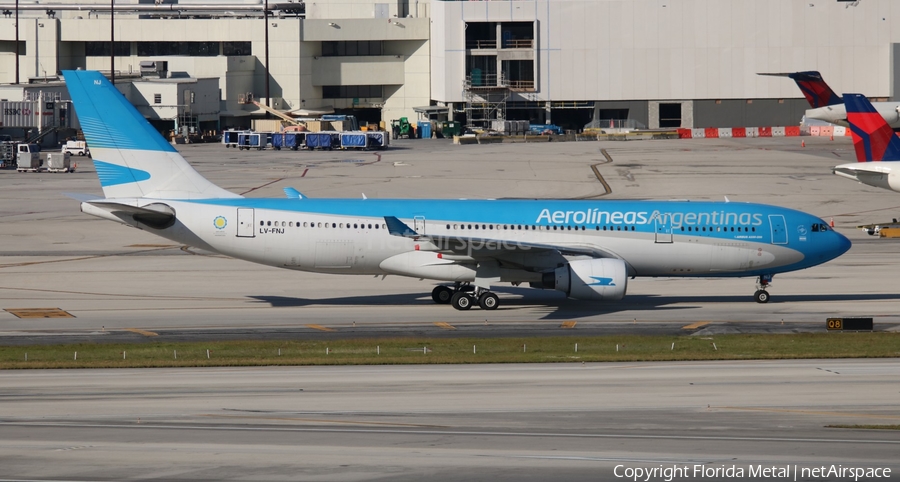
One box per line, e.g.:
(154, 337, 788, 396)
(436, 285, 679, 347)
(1, 0, 898, 135)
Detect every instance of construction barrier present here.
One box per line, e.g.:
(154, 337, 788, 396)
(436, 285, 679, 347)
(671, 126, 837, 140)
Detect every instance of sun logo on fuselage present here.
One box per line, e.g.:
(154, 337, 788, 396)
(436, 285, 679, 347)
(213, 216, 228, 230)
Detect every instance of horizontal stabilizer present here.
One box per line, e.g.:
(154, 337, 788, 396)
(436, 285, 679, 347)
(82, 200, 176, 229)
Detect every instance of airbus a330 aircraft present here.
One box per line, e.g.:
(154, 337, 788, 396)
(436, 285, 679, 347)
(833, 93, 900, 192)
(759, 71, 900, 130)
(64, 70, 850, 310)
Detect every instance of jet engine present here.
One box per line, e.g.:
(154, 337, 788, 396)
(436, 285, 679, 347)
(541, 258, 627, 301)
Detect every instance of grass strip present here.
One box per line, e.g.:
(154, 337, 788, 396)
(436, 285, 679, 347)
(1, 333, 898, 370)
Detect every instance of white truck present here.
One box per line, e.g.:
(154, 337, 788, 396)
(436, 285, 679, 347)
(62, 140, 90, 157)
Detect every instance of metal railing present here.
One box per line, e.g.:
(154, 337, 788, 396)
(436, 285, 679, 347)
(465, 39, 497, 49)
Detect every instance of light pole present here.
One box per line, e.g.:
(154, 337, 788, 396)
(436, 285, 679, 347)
(264, 0, 270, 109)
(110, 0, 115, 87)
(15, 0, 19, 84)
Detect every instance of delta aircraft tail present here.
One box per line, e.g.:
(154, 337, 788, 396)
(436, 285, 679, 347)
(758, 71, 842, 108)
(63, 70, 239, 200)
(843, 93, 900, 162)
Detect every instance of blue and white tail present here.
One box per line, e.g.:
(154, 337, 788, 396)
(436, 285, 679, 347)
(63, 70, 239, 200)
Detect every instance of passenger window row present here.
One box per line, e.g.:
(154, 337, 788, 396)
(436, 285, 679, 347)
(260, 220, 387, 230)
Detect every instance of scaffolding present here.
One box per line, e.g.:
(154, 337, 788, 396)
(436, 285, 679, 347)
(463, 73, 511, 129)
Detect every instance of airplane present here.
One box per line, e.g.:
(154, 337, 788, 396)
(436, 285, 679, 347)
(832, 93, 900, 193)
(63, 70, 851, 310)
(758, 71, 900, 130)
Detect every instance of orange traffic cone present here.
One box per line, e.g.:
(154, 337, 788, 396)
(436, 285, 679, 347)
(830, 135, 834, 141)
(801, 140, 805, 147)
(830, 217, 835, 228)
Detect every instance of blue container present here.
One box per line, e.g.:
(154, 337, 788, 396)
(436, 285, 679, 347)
(271, 133, 285, 149)
(306, 132, 333, 150)
(417, 121, 432, 139)
(284, 133, 301, 149)
(366, 131, 387, 149)
(340, 132, 368, 149)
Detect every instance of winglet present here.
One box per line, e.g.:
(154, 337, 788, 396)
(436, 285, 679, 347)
(283, 187, 305, 199)
(843, 93, 900, 162)
(383, 216, 419, 237)
(758, 71, 842, 108)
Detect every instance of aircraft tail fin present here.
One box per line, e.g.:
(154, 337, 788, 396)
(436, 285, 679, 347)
(843, 93, 900, 162)
(63, 70, 240, 200)
(758, 71, 842, 108)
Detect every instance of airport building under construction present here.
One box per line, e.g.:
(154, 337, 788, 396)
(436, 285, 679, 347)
(1, 0, 899, 133)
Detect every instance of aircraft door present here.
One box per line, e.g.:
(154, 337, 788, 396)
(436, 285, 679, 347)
(237, 208, 255, 237)
(654, 217, 673, 243)
(414, 216, 426, 235)
(769, 214, 787, 245)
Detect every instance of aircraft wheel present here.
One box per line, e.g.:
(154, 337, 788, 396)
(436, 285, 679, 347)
(478, 292, 499, 310)
(451, 292, 473, 311)
(431, 286, 453, 304)
(754, 290, 770, 304)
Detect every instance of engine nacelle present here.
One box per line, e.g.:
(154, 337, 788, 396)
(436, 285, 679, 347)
(541, 258, 627, 301)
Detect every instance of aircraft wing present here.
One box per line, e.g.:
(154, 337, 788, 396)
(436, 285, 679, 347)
(383, 216, 622, 259)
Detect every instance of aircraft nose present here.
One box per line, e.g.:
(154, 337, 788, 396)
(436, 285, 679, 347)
(830, 231, 852, 259)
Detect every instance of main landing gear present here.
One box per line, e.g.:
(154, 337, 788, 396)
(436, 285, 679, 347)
(754, 274, 773, 304)
(431, 283, 499, 311)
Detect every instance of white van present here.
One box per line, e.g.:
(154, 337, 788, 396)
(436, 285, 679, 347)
(62, 140, 90, 157)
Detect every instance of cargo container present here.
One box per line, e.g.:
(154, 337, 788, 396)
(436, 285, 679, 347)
(340, 132, 368, 149)
(306, 132, 336, 150)
(365, 131, 389, 149)
(47, 151, 73, 172)
(237, 132, 266, 150)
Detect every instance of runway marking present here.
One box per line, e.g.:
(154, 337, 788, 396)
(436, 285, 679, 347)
(717, 406, 900, 421)
(306, 324, 335, 332)
(124, 328, 158, 337)
(125, 244, 178, 248)
(6, 421, 899, 445)
(682, 321, 711, 330)
(434, 322, 456, 330)
(560, 321, 577, 329)
(4, 308, 74, 319)
(205, 413, 447, 428)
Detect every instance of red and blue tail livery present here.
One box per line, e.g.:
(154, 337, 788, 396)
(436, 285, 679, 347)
(844, 93, 900, 163)
(758, 71, 842, 108)
(787, 71, 842, 109)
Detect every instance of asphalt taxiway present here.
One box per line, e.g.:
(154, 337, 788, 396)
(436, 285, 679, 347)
(2, 136, 900, 343)
(0, 360, 898, 481)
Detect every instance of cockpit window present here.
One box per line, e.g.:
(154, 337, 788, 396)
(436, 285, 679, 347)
(811, 223, 829, 232)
